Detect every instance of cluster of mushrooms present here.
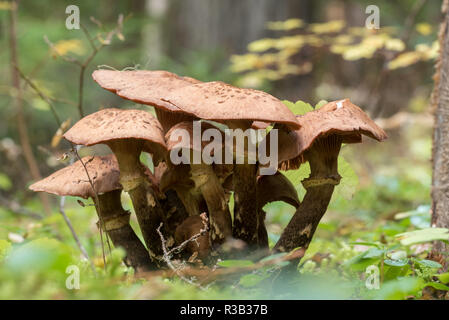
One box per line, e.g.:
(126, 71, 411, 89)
(30, 70, 387, 273)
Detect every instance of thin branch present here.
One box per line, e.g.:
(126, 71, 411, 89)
(137, 248, 305, 285)
(156, 223, 207, 290)
(167, 213, 209, 257)
(71, 147, 111, 267)
(16, 66, 62, 127)
(59, 194, 96, 274)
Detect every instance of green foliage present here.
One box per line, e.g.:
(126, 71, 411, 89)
(0, 173, 12, 191)
(218, 260, 254, 268)
(396, 228, 449, 246)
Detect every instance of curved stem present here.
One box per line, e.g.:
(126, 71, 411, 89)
(108, 140, 166, 263)
(274, 136, 342, 255)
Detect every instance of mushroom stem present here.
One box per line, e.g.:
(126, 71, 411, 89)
(95, 190, 155, 271)
(232, 163, 259, 247)
(108, 141, 166, 262)
(258, 209, 269, 249)
(274, 136, 342, 254)
(155, 108, 196, 134)
(190, 163, 232, 248)
(175, 186, 203, 217)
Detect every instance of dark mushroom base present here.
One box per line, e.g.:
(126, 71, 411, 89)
(232, 163, 259, 248)
(96, 190, 155, 271)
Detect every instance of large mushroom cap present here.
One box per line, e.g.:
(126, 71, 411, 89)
(277, 99, 387, 169)
(29, 155, 121, 199)
(63, 108, 167, 155)
(160, 81, 301, 129)
(92, 70, 200, 113)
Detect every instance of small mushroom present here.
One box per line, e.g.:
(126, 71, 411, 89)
(174, 214, 210, 261)
(29, 155, 154, 271)
(64, 108, 168, 261)
(165, 121, 232, 248)
(273, 99, 387, 253)
(160, 81, 300, 248)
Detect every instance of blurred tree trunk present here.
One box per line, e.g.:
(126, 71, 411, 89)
(142, 0, 169, 67)
(165, 0, 312, 55)
(431, 0, 449, 262)
(9, 0, 50, 214)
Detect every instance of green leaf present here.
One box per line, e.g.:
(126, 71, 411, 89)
(281, 163, 310, 188)
(333, 157, 359, 201)
(349, 241, 382, 248)
(217, 260, 254, 268)
(0, 173, 12, 191)
(363, 248, 385, 259)
(239, 273, 270, 288)
(281, 163, 310, 201)
(315, 100, 328, 109)
(424, 282, 449, 291)
(414, 259, 442, 269)
(259, 252, 288, 263)
(0, 239, 12, 261)
(384, 259, 409, 267)
(436, 273, 449, 284)
(396, 228, 449, 246)
(376, 277, 424, 300)
(5, 238, 73, 274)
(282, 100, 314, 116)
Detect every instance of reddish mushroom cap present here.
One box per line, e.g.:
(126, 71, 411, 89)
(29, 155, 121, 199)
(63, 108, 167, 156)
(92, 70, 200, 113)
(277, 99, 388, 170)
(160, 81, 301, 129)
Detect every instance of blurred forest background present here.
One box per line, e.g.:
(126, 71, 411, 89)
(0, 0, 447, 300)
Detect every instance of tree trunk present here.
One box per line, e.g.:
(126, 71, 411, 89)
(9, 0, 51, 214)
(431, 0, 449, 262)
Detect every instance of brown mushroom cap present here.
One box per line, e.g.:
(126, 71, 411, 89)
(92, 70, 200, 113)
(63, 108, 167, 156)
(278, 99, 388, 169)
(29, 155, 121, 199)
(160, 81, 301, 129)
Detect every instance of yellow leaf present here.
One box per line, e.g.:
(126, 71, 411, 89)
(274, 35, 305, 50)
(416, 23, 433, 36)
(416, 41, 439, 60)
(309, 20, 345, 34)
(248, 38, 274, 52)
(51, 39, 85, 58)
(385, 38, 405, 51)
(267, 18, 304, 31)
(387, 51, 422, 70)
(51, 119, 71, 148)
(0, 1, 14, 10)
(342, 43, 376, 60)
(333, 34, 354, 45)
